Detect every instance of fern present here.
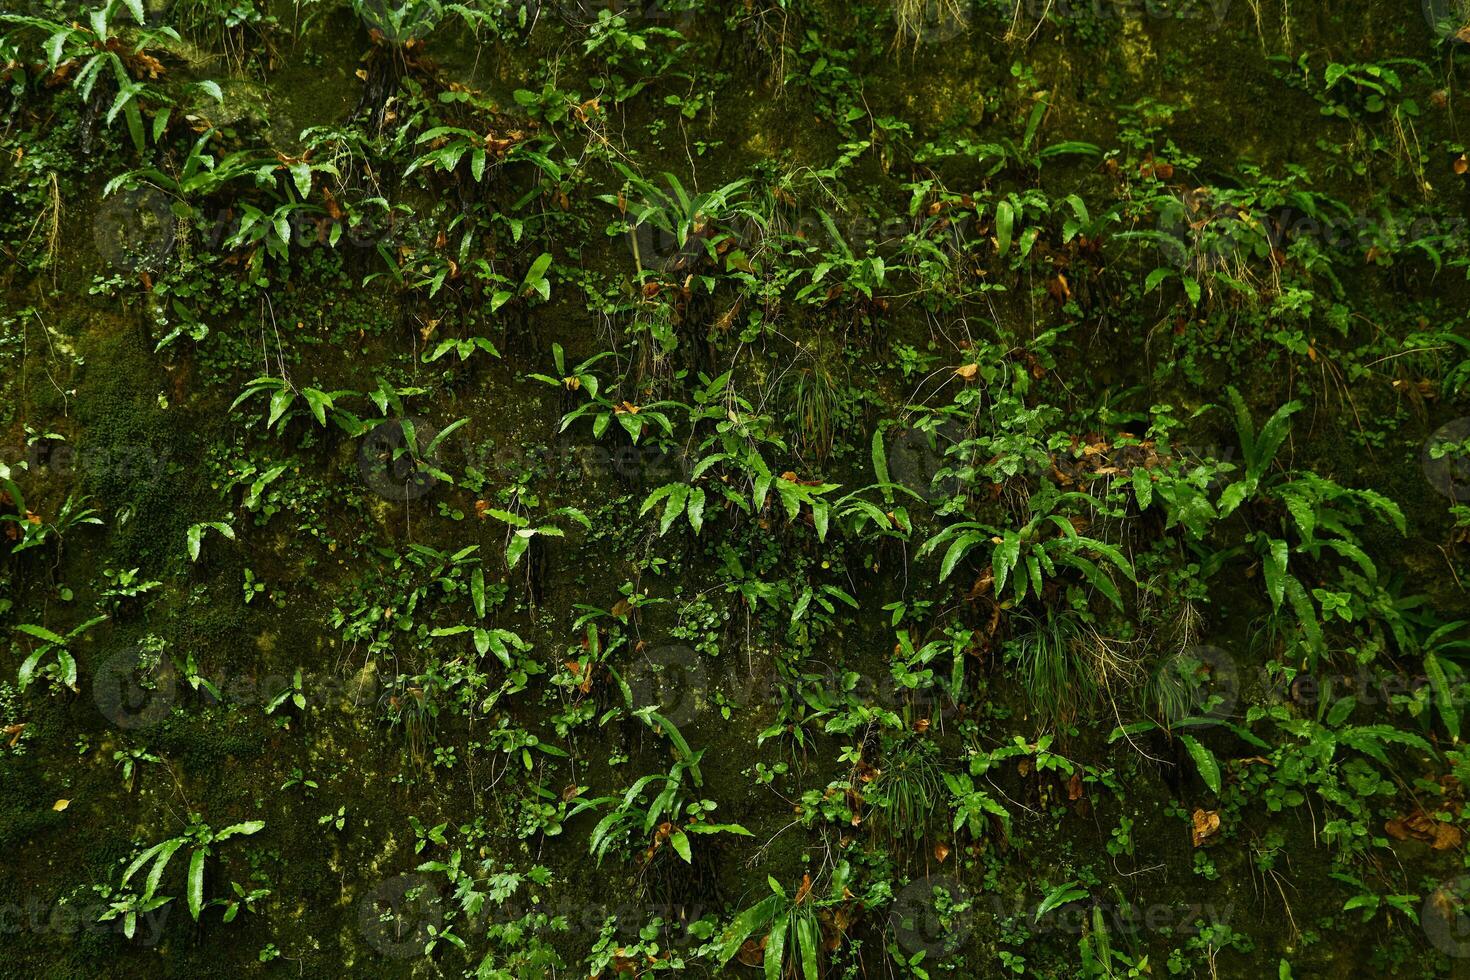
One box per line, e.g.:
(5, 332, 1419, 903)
(1217, 388, 1406, 666)
(920, 488, 1135, 610)
(1217, 386, 1302, 517)
(718, 868, 848, 980)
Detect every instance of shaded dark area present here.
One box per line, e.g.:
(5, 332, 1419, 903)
(1, 0, 1469, 977)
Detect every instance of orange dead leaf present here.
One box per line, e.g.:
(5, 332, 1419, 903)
(967, 567, 996, 600)
(1386, 811, 1464, 851)
(736, 938, 766, 967)
(1047, 273, 1071, 303)
(1191, 808, 1221, 847)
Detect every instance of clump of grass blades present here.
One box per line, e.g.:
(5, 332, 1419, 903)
(1424, 0, 1470, 38)
(1144, 649, 1213, 730)
(893, 0, 963, 46)
(1008, 610, 1090, 724)
(873, 739, 941, 847)
(382, 681, 437, 768)
(1009, 612, 1139, 725)
(785, 357, 840, 459)
(1134, 595, 1211, 727)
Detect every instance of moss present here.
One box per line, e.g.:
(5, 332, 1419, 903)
(0, 763, 64, 850)
(71, 321, 210, 569)
(0, 0, 1466, 976)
